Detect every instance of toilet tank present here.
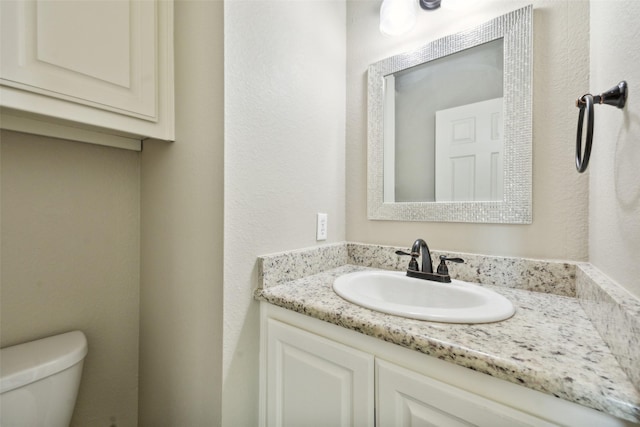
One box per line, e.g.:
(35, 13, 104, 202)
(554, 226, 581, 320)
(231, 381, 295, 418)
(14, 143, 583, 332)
(0, 331, 88, 427)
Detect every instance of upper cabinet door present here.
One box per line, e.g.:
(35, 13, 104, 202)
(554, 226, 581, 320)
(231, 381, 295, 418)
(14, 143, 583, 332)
(0, 0, 174, 147)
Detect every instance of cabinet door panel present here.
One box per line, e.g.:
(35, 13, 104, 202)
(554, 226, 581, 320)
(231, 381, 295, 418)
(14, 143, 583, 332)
(376, 359, 556, 427)
(1, 0, 156, 119)
(267, 319, 374, 427)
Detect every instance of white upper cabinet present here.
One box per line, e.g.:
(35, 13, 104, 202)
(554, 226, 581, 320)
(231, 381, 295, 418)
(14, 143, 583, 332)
(0, 0, 174, 150)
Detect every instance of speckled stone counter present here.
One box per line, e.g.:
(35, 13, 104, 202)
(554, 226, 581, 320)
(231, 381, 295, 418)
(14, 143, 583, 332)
(256, 243, 640, 423)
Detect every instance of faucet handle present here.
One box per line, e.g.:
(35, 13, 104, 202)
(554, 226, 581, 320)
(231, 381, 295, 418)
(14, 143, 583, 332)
(439, 255, 464, 263)
(396, 250, 420, 271)
(436, 256, 464, 275)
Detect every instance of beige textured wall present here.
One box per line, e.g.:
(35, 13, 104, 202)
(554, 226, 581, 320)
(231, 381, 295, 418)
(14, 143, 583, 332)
(138, 0, 224, 425)
(589, 0, 640, 298)
(346, 0, 590, 261)
(0, 130, 140, 426)
(223, 0, 346, 424)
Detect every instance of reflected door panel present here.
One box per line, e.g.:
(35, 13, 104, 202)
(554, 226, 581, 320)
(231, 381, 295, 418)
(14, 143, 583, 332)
(435, 98, 503, 202)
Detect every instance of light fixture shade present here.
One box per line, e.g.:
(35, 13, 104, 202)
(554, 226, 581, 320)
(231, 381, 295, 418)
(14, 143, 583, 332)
(380, 0, 416, 36)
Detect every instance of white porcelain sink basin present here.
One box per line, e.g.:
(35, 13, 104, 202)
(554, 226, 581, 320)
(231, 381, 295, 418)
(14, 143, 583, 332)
(333, 270, 515, 323)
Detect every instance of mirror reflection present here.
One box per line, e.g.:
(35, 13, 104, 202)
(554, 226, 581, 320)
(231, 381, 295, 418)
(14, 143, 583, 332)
(384, 39, 504, 203)
(368, 5, 532, 223)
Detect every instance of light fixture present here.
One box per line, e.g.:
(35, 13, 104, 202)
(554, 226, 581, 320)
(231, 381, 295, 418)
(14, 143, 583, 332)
(419, 0, 441, 10)
(379, 0, 441, 36)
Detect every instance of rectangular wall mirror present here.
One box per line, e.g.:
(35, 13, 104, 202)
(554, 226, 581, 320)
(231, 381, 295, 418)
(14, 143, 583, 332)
(368, 5, 532, 223)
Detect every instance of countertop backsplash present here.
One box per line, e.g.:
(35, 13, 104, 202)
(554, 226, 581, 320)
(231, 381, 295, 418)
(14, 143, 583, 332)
(259, 242, 576, 296)
(259, 242, 348, 289)
(577, 264, 640, 392)
(346, 243, 577, 297)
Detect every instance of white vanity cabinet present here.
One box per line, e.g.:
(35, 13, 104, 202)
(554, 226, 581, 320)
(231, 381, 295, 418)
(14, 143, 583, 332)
(260, 303, 637, 427)
(0, 0, 174, 150)
(263, 318, 374, 427)
(376, 359, 554, 427)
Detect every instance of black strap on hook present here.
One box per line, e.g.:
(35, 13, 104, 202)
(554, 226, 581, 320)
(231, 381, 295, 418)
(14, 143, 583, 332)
(575, 81, 628, 173)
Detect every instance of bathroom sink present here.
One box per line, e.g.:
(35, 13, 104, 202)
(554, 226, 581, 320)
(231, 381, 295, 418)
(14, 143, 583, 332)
(333, 270, 515, 323)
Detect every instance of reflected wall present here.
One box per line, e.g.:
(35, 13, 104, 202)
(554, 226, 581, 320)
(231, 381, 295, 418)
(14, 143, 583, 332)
(393, 39, 503, 202)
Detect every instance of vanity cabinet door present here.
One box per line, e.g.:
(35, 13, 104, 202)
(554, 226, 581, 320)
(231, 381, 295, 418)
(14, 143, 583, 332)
(265, 318, 375, 427)
(376, 359, 555, 427)
(0, 0, 174, 145)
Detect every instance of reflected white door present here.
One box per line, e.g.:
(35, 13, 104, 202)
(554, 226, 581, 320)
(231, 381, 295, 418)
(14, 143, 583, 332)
(435, 98, 503, 202)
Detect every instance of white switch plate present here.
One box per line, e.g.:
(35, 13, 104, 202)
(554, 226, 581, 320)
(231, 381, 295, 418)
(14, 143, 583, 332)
(316, 213, 328, 241)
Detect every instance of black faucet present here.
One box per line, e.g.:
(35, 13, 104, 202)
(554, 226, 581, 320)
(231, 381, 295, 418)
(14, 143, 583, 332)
(411, 238, 433, 273)
(396, 238, 464, 283)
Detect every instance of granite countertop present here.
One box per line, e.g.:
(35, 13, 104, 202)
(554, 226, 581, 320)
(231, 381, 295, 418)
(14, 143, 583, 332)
(255, 264, 640, 423)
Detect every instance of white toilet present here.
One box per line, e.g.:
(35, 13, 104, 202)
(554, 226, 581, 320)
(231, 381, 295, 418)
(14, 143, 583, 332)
(0, 331, 88, 427)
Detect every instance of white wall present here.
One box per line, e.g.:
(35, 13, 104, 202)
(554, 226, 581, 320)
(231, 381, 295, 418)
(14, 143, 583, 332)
(346, 0, 590, 261)
(0, 131, 140, 427)
(138, 0, 224, 425)
(223, 0, 346, 424)
(589, 0, 640, 298)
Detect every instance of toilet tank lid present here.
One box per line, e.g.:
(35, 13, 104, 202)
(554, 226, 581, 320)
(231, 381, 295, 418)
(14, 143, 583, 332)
(0, 330, 88, 394)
